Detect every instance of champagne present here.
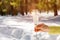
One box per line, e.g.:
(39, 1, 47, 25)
(49, 26, 60, 35)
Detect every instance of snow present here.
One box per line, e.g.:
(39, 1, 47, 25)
(0, 10, 60, 40)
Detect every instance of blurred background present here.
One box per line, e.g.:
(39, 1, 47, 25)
(0, 0, 60, 16)
(0, 0, 60, 40)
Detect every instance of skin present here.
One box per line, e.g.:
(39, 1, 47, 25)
(34, 23, 49, 32)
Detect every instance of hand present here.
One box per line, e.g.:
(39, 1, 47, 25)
(34, 23, 49, 32)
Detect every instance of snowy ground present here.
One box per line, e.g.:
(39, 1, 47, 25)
(0, 11, 60, 40)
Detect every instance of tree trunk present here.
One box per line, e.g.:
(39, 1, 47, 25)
(20, 0, 24, 15)
(53, 4, 58, 16)
(20, 5, 24, 15)
(25, 0, 28, 14)
(53, 0, 58, 16)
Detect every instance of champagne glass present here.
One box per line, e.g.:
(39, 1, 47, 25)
(32, 9, 39, 40)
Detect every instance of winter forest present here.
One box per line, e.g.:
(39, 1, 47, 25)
(0, 0, 60, 16)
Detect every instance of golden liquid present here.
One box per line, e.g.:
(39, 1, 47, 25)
(49, 26, 60, 35)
